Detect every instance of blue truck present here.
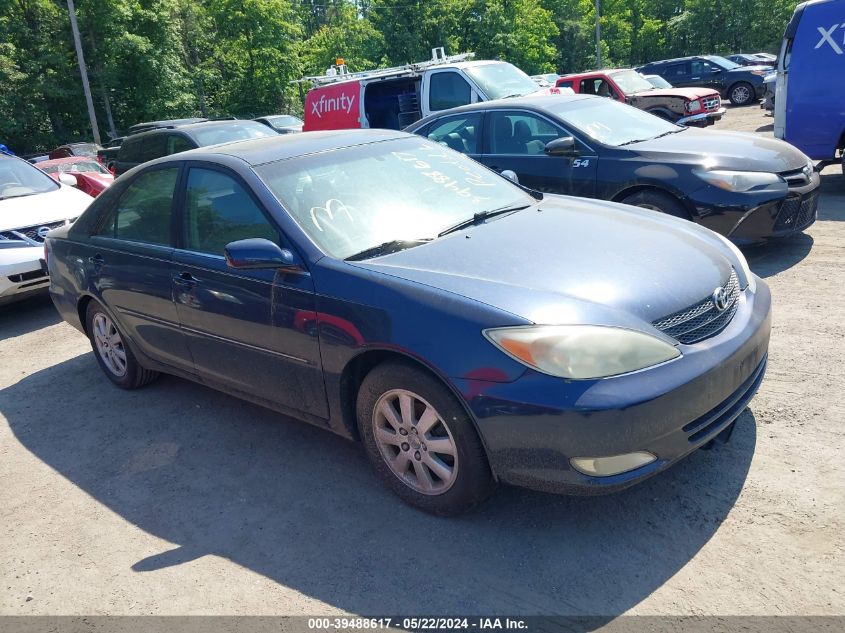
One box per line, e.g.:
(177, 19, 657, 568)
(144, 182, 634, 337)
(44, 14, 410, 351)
(775, 0, 845, 171)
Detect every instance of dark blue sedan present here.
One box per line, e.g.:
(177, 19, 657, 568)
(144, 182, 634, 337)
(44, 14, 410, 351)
(46, 130, 771, 515)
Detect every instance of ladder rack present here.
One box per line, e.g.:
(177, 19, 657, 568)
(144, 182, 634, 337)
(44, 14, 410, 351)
(292, 48, 475, 86)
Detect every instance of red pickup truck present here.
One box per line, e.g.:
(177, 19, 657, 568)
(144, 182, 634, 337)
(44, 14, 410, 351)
(556, 69, 725, 127)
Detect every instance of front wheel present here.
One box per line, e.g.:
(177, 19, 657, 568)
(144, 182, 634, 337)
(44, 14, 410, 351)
(729, 82, 755, 106)
(357, 361, 494, 515)
(86, 300, 159, 389)
(621, 190, 691, 220)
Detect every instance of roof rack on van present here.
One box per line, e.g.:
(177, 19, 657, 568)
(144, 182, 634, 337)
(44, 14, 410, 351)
(292, 47, 475, 87)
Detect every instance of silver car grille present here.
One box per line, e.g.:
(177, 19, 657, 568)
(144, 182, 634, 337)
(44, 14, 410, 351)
(0, 220, 69, 245)
(702, 96, 721, 111)
(652, 269, 741, 344)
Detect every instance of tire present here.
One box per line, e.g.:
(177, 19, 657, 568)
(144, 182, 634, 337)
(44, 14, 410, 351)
(357, 361, 494, 516)
(729, 82, 755, 106)
(85, 300, 159, 389)
(621, 190, 691, 220)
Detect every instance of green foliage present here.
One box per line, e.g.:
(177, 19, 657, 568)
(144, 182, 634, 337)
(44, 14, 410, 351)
(0, 0, 802, 153)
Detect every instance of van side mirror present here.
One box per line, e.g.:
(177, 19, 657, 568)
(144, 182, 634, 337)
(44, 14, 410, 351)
(224, 238, 301, 271)
(545, 136, 577, 156)
(58, 173, 78, 187)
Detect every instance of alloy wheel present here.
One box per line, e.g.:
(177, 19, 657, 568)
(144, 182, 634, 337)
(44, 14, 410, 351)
(92, 312, 127, 377)
(372, 389, 459, 495)
(732, 85, 751, 104)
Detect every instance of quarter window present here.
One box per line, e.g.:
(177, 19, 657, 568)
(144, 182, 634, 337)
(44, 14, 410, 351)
(423, 114, 482, 154)
(100, 167, 178, 245)
(429, 72, 472, 111)
(183, 168, 277, 256)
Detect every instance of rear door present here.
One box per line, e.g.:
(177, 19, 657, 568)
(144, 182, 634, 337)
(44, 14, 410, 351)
(478, 109, 597, 197)
(171, 163, 328, 418)
(86, 165, 194, 371)
(663, 62, 692, 87)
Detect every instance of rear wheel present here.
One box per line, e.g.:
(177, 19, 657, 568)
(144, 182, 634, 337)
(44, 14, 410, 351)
(729, 82, 754, 106)
(357, 361, 494, 515)
(86, 300, 158, 389)
(621, 190, 691, 220)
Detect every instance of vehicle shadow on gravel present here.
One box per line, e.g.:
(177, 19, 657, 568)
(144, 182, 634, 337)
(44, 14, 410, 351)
(744, 233, 814, 278)
(0, 294, 60, 341)
(1, 354, 757, 619)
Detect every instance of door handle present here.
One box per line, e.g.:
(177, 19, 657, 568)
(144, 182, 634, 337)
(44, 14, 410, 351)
(88, 254, 104, 266)
(172, 272, 199, 288)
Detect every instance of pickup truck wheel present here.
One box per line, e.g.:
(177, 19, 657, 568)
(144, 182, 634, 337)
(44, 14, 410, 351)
(729, 82, 754, 106)
(621, 190, 691, 220)
(357, 361, 494, 516)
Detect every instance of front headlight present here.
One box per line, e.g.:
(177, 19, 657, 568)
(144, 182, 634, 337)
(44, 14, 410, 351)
(714, 232, 756, 293)
(687, 99, 702, 113)
(483, 325, 680, 380)
(694, 169, 783, 192)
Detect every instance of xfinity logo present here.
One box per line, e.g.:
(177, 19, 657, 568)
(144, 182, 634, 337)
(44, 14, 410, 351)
(815, 23, 845, 55)
(311, 92, 357, 118)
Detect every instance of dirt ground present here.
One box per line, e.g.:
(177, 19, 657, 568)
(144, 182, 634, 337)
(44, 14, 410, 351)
(1, 106, 843, 619)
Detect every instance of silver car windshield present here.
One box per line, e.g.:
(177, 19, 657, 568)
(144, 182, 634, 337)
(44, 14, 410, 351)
(548, 98, 681, 147)
(465, 62, 541, 99)
(0, 157, 59, 201)
(255, 137, 531, 259)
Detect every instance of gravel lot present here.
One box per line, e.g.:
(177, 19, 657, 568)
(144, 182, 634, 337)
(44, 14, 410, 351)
(1, 106, 843, 619)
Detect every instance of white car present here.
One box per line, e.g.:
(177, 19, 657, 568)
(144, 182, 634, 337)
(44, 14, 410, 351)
(1, 155, 93, 305)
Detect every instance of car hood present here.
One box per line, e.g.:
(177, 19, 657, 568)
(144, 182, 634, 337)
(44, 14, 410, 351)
(0, 185, 92, 231)
(626, 128, 809, 172)
(352, 196, 738, 329)
(631, 87, 718, 99)
(729, 65, 770, 74)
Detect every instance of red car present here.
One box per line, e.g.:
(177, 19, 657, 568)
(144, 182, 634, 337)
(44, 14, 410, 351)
(556, 69, 725, 126)
(37, 157, 114, 197)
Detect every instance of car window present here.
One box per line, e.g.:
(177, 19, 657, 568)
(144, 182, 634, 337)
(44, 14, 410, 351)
(189, 122, 277, 146)
(183, 168, 278, 256)
(557, 80, 573, 89)
(166, 134, 195, 155)
(139, 135, 168, 162)
(665, 63, 689, 78)
(0, 156, 59, 199)
(100, 168, 178, 245)
(423, 113, 482, 154)
(489, 111, 562, 155)
(579, 78, 615, 98)
(691, 60, 718, 76)
(429, 72, 472, 111)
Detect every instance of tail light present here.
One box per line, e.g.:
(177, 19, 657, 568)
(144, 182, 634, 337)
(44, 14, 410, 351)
(43, 242, 49, 267)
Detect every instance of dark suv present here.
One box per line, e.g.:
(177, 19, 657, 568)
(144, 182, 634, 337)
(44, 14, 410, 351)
(636, 55, 769, 106)
(113, 120, 277, 176)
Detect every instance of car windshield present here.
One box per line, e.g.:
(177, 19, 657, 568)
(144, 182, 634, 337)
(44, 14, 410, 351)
(645, 75, 672, 89)
(41, 161, 109, 175)
(66, 144, 99, 157)
(192, 122, 278, 146)
(255, 137, 531, 260)
(548, 97, 681, 147)
(707, 55, 740, 70)
(464, 62, 541, 99)
(610, 70, 657, 93)
(268, 115, 302, 128)
(0, 157, 60, 200)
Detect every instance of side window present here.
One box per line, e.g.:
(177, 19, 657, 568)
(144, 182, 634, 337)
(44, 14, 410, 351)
(139, 134, 168, 162)
(666, 63, 689, 79)
(423, 113, 483, 154)
(558, 80, 573, 89)
(489, 111, 562, 155)
(183, 168, 278, 256)
(691, 60, 706, 76)
(429, 72, 472, 111)
(98, 168, 178, 245)
(166, 134, 195, 155)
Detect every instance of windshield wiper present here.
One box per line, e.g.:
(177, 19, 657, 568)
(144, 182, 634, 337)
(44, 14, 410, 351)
(345, 238, 432, 262)
(438, 203, 532, 238)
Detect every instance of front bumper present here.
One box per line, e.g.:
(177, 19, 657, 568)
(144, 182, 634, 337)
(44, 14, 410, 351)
(677, 107, 726, 127)
(453, 279, 771, 494)
(0, 246, 50, 305)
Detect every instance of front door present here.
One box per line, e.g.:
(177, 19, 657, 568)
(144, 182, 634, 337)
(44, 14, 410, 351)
(479, 110, 597, 197)
(172, 165, 328, 418)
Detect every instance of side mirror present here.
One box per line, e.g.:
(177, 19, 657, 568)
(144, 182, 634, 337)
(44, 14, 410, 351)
(224, 238, 300, 271)
(711, 67, 722, 74)
(500, 170, 520, 185)
(545, 136, 577, 156)
(58, 173, 78, 187)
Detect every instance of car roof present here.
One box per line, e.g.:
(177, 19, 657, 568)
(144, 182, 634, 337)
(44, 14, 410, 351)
(561, 68, 629, 78)
(124, 119, 269, 143)
(39, 157, 100, 166)
(155, 128, 410, 167)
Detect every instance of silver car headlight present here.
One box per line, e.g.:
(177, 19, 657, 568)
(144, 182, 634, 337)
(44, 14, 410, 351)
(483, 325, 680, 380)
(694, 169, 782, 192)
(714, 232, 756, 293)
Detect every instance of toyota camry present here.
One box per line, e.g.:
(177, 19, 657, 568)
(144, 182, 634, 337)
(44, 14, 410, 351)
(46, 130, 771, 515)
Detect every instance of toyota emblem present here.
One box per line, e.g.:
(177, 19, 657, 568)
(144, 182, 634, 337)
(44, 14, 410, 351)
(712, 286, 729, 311)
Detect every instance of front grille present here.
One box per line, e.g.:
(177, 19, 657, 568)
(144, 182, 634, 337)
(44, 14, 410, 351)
(774, 191, 818, 231)
(0, 220, 68, 244)
(702, 96, 721, 111)
(652, 269, 740, 344)
(780, 167, 811, 187)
